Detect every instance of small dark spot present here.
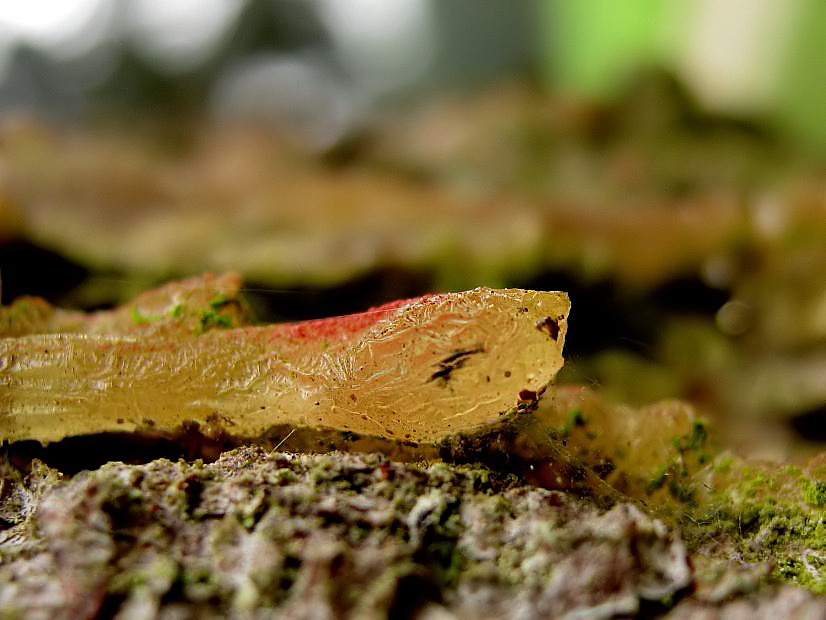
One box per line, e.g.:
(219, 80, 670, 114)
(592, 460, 616, 478)
(504, 370, 511, 378)
(385, 428, 395, 436)
(387, 574, 440, 619)
(361, 415, 369, 421)
(206, 411, 235, 427)
(260, 405, 266, 410)
(521, 307, 528, 312)
(546, 492, 565, 507)
(314, 401, 320, 405)
(182, 475, 205, 515)
(142, 418, 156, 427)
(485, 375, 490, 382)
(536, 316, 560, 341)
(180, 420, 201, 433)
(376, 462, 393, 480)
(518, 389, 537, 402)
(116, 418, 124, 424)
(349, 393, 357, 402)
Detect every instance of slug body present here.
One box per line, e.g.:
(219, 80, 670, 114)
(1, 287, 569, 445)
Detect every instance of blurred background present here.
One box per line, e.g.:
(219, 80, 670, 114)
(1, 0, 825, 457)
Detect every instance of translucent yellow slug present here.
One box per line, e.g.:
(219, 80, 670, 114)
(0, 285, 569, 445)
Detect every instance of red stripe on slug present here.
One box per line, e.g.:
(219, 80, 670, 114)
(268, 294, 437, 342)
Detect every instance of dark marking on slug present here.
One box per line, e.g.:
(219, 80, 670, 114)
(429, 346, 484, 384)
(536, 316, 560, 341)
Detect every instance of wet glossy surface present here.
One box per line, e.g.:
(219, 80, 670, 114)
(1, 287, 569, 444)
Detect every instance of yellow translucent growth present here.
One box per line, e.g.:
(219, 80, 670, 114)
(0, 288, 569, 445)
(538, 387, 706, 502)
(0, 272, 248, 338)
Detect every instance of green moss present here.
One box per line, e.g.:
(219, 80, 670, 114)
(646, 465, 668, 494)
(681, 456, 826, 595)
(108, 555, 178, 595)
(168, 303, 185, 318)
(741, 471, 769, 496)
(803, 480, 826, 507)
(686, 501, 825, 593)
(208, 294, 232, 310)
(773, 543, 826, 594)
(181, 566, 220, 603)
(197, 309, 233, 333)
(713, 455, 734, 473)
(667, 473, 697, 505)
(672, 421, 709, 464)
(559, 408, 587, 439)
(639, 423, 710, 505)
(187, 294, 242, 333)
(129, 306, 153, 326)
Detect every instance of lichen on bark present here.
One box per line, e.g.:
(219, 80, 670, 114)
(1, 447, 822, 619)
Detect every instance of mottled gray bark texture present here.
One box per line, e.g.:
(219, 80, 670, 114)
(0, 447, 821, 619)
